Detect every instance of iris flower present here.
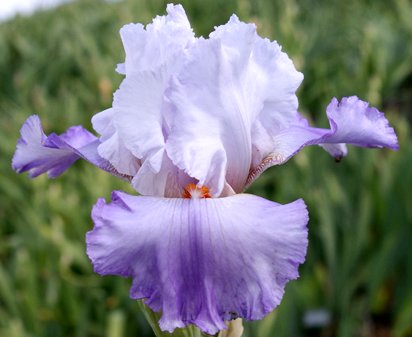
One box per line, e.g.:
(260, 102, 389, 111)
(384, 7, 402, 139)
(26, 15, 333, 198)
(12, 4, 398, 335)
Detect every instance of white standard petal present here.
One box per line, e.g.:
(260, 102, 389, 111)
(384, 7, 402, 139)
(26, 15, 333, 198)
(166, 17, 302, 196)
(113, 70, 167, 167)
(94, 4, 196, 194)
(117, 4, 194, 75)
(87, 192, 308, 334)
(92, 108, 115, 141)
(92, 108, 140, 176)
(131, 151, 194, 197)
(96, 132, 140, 177)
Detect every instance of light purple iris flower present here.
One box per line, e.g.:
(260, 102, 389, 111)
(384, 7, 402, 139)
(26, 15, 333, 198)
(12, 4, 398, 334)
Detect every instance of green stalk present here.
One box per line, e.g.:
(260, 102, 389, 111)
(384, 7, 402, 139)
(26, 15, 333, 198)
(138, 301, 244, 337)
(137, 301, 206, 337)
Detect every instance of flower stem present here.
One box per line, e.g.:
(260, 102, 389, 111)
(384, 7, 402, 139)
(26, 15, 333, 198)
(137, 301, 204, 337)
(137, 301, 244, 337)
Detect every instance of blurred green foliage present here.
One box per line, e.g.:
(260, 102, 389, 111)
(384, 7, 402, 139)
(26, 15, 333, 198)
(0, 0, 411, 336)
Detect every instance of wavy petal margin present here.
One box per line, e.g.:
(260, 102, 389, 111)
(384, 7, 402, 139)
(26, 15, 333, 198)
(116, 3, 194, 75)
(166, 16, 302, 196)
(86, 192, 308, 334)
(246, 96, 399, 186)
(12, 115, 131, 180)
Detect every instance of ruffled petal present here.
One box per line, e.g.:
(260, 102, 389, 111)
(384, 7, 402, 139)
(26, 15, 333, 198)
(92, 108, 116, 142)
(94, 4, 195, 194)
(92, 109, 140, 177)
(113, 70, 167, 169)
(98, 69, 192, 196)
(12, 115, 131, 180)
(166, 16, 302, 196)
(131, 152, 194, 197)
(322, 96, 399, 150)
(96, 132, 140, 176)
(87, 192, 308, 334)
(116, 3, 194, 75)
(246, 97, 398, 186)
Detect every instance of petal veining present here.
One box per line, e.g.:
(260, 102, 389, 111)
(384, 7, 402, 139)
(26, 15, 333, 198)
(87, 192, 308, 334)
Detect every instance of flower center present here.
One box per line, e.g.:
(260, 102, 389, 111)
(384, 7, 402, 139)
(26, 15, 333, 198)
(182, 183, 211, 199)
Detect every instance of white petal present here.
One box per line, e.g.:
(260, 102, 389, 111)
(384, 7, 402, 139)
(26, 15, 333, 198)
(92, 108, 116, 142)
(131, 153, 194, 197)
(113, 70, 167, 165)
(166, 18, 302, 195)
(97, 132, 140, 176)
(118, 4, 194, 75)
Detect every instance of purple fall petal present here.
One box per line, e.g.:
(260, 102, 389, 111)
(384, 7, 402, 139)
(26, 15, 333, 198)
(247, 96, 398, 186)
(12, 115, 131, 180)
(86, 192, 308, 334)
(322, 96, 399, 151)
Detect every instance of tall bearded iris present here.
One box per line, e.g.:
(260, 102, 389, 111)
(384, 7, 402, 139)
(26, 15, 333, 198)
(12, 4, 398, 335)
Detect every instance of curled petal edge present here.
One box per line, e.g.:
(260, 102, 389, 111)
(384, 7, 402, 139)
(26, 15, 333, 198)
(246, 96, 399, 187)
(12, 115, 131, 181)
(86, 191, 308, 334)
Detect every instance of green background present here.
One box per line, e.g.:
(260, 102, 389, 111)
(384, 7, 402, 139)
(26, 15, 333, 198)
(0, 0, 411, 336)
